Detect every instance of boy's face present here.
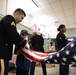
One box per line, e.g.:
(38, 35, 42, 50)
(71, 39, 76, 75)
(21, 35, 28, 40)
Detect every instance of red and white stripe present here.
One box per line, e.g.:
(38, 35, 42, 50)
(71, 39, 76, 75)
(23, 48, 56, 62)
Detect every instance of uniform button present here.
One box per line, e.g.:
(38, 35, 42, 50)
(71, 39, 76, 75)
(6, 44, 8, 45)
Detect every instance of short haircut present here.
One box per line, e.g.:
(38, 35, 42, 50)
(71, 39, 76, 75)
(57, 24, 65, 31)
(14, 8, 26, 17)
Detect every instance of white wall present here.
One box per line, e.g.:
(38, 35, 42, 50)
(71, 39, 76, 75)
(7, 0, 35, 29)
(49, 28, 76, 38)
(0, 0, 76, 38)
(49, 30, 58, 38)
(65, 28, 76, 37)
(21, 13, 35, 28)
(0, 0, 7, 15)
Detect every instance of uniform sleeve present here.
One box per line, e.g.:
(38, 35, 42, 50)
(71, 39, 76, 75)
(1, 15, 26, 48)
(14, 45, 23, 55)
(56, 33, 65, 44)
(30, 37, 34, 48)
(56, 33, 68, 50)
(42, 36, 44, 46)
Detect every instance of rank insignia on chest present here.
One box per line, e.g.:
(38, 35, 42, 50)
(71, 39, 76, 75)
(59, 37, 62, 39)
(11, 21, 15, 26)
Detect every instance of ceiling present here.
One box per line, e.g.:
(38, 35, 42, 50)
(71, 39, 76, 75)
(24, 0, 76, 31)
(7, 0, 76, 34)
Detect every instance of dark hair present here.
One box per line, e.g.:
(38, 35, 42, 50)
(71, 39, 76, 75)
(20, 30, 28, 35)
(14, 8, 26, 17)
(57, 24, 65, 31)
(50, 42, 53, 44)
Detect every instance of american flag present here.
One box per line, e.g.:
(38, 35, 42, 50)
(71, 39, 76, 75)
(23, 40, 76, 65)
(31, 24, 37, 32)
(43, 40, 76, 65)
(23, 48, 55, 62)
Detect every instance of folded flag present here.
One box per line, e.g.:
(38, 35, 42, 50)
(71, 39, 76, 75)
(23, 49, 55, 62)
(43, 40, 76, 65)
(22, 40, 76, 65)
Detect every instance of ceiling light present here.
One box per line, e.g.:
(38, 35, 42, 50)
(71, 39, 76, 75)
(55, 21, 59, 23)
(32, 0, 40, 8)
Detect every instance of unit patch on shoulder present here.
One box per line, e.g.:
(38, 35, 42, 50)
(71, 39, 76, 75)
(11, 21, 15, 26)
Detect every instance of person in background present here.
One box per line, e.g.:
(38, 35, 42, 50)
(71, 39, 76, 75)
(49, 42, 56, 52)
(49, 42, 56, 67)
(30, 32, 47, 75)
(0, 8, 26, 75)
(14, 30, 30, 75)
(56, 24, 69, 75)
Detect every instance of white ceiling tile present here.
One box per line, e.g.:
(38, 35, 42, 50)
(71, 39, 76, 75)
(74, 0, 76, 8)
(66, 16, 74, 25)
(56, 11, 65, 18)
(31, 9, 46, 17)
(49, 13, 58, 20)
(36, 0, 49, 6)
(41, 3, 50, 8)
(66, 16, 73, 20)
(61, 22, 67, 25)
(59, 17, 66, 22)
(59, 17, 67, 25)
(64, 9, 73, 17)
(67, 24, 75, 29)
(49, 0, 60, 3)
(61, 0, 73, 10)
(51, 1, 63, 12)
(42, 4, 54, 14)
